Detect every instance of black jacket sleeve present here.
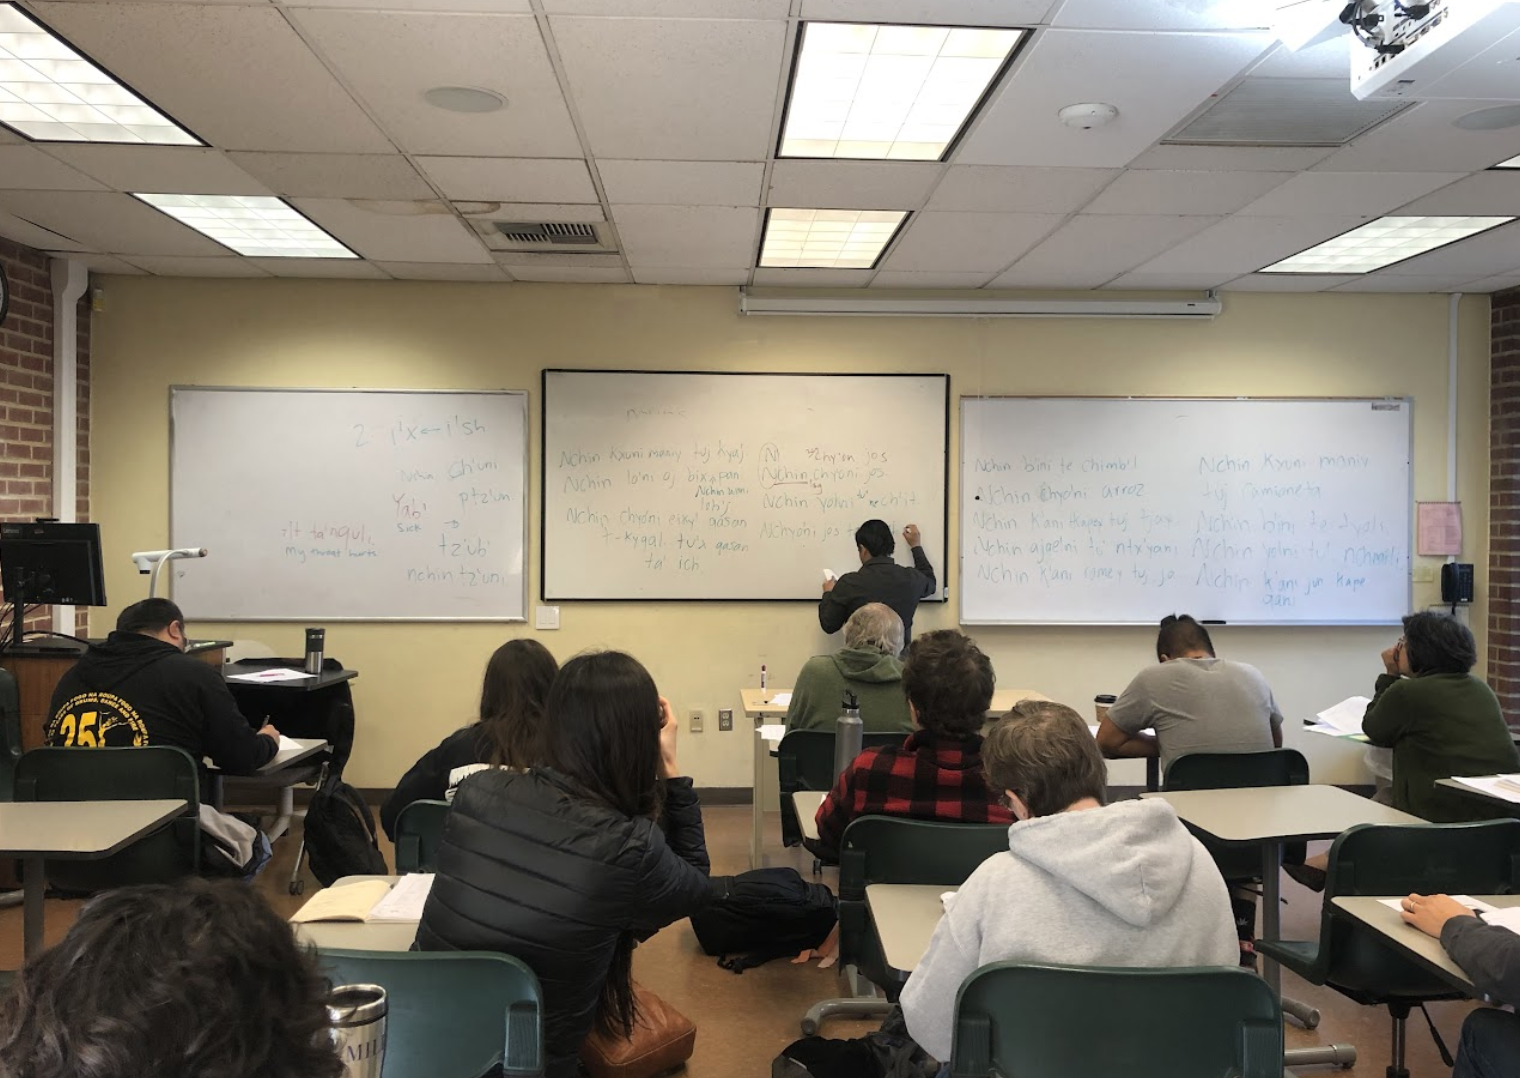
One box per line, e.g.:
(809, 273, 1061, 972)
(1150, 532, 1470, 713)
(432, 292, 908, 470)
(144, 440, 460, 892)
(818, 581, 856, 634)
(628, 778, 713, 937)
(196, 667, 278, 775)
(1443, 916, 1520, 1003)
(911, 545, 937, 598)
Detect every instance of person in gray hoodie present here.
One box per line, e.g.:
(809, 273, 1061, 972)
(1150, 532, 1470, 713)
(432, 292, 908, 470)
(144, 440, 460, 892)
(784, 604, 914, 734)
(899, 701, 1239, 1063)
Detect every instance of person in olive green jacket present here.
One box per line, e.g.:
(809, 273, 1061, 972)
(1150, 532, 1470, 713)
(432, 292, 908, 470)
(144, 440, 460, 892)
(784, 603, 914, 734)
(1362, 611, 1519, 822)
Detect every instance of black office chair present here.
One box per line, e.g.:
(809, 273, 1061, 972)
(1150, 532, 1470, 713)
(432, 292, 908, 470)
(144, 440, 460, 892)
(1256, 819, 1520, 1078)
(777, 729, 904, 848)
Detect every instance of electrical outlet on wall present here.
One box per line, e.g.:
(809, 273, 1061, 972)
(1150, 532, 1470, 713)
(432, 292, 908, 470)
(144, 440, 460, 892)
(718, 708, 733, 732)
(690, 710, 703, 733)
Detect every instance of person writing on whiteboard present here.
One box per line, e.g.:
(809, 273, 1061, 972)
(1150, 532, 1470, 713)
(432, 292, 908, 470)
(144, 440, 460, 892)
(818, 520, 936, 648)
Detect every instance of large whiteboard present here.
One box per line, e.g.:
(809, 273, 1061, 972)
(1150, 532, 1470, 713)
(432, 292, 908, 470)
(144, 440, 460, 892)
(960, 398, 1411, 625)
(543, 371, 948, 600)
(170, 388, 527, 620)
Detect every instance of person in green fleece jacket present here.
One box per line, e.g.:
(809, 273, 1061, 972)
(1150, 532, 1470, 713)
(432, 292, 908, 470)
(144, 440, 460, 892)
(784, 603, 914, 734)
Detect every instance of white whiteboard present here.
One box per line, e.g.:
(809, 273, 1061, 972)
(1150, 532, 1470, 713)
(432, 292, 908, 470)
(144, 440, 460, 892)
(170, 388, 527, 620)
(543, 371, 948, 600)
(960, 398, 1411, 625)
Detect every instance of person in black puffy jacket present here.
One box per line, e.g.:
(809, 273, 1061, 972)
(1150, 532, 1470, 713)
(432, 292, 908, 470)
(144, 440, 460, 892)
(415, 650, 713, 1078)
(379, 638, 558, 840)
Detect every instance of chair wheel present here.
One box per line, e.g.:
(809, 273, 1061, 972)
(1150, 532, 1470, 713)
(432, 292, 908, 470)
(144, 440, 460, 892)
(289, 879, 305, 895)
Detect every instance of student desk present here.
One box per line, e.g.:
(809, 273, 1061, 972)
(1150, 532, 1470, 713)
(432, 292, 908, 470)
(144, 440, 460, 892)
(209, 736, 329, 840)
(742, 688, 1050, 869)
(867, 883, 952, 977)
(0, 798, 187, 957)
(1434, 776, 1520, 816)
(292, 875, 419, 952)
(1330, 895, 1520, 1000)
(793, 791, 825, 842)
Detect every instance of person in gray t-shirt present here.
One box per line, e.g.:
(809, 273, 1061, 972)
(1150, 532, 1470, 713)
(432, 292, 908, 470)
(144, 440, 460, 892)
(1098, 614, 1283, 776)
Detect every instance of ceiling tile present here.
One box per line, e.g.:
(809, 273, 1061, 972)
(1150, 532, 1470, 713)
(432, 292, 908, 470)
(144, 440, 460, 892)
(1330, 275, 1473, 293)
(551, 16, 785, 160)
(958, 30, 1271, 169)
(461, 203, 607, 224)
(1236, 171, 1467, 217)
(1394, 171, 1520, 216)
(751, 268, 874, 286)
(226, 153, 434, 200)
(1221, 273, 1359, 291)
(292, 11, 582, 157)
(1375, 219, 1520, 278)
(506, 265, 631, 282)
(630, 267, 749, 284)
(373, 261, 509, 281)
(1459, 274, 1520, 293)
(1104, 270, 1234, 289)
(1129, 214, 1370, 275)
(598, 161, 763, 207)
(990, 214, 1220, 288)
(1128, 144, 1336, 171)
(612, 204, 759, 268)
(43, 147, 270, 195)
(542, 0, 788, 13)
(46, 252, 146, 275)
(247, 259, 391, 278)
(124, 255, 273, 277)
(869, 270, 995, 288)
(1314, 99, 1520, 172)
(925, 166, 1118, 213)
(30, 3, 392, 153)
(1052, 0, 1270, 31)
(0, 210, 85, 251)
(1083, 170, 1291, 215)
(879, 211, 1062, 273)
(768, 161, 942, 210)
(0, 147, 104, 191)
(0, 191, 228, 255)
(799, 0, 1057, 25)
(290, 199, 492, 263)
(493, 251, 623, 268)
(290, 0, 532, 9)
(418, 158, 596, 203)
(1248, 35, 1349, 79)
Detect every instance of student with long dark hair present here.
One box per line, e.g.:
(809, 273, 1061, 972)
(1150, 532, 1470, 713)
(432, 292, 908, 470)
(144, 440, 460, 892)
(415, 650, 712, 1078)
(380, 638, 558, 840)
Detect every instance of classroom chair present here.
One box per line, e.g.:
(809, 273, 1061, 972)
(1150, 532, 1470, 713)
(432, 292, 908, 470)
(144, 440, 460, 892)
(777, 729, 903, 849)
(0, 669, 21, 803)
(394, 798, 450, 874)
(950, 963, 1284, 1078)
(1164, 748, 1311, 879)
(1256, 818, 1520, 1078)
(14, 746, 201, 892)
(316, 948, 544, 1078)
(801, 816, 1008, 1035)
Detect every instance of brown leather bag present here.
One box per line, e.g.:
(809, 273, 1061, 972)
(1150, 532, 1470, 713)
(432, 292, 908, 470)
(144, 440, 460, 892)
(579, 984, 696, 1078)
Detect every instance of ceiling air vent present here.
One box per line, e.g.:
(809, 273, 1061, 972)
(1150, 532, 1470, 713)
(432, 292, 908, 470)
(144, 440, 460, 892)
(494, 221, 599, 246)
(464, 215, 619, 254)
(1166, 77, 1412, 146)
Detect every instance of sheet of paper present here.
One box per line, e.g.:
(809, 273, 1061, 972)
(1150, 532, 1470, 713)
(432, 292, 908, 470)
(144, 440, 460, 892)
(769, 692, 792, 706)
(229, 667, 317, 683)
(289, 880, 392, 923)
(1416, 501, 1463, 557)
(1451, 774, 1520, 805)
(1480, 907, 1520, 936)
(1315, 696, 1372, 736)
(367, 873, 434, 922)
(759, 723, 787, 746)
(278, 735, 305, 753)
(1379, 895, 1497, 916)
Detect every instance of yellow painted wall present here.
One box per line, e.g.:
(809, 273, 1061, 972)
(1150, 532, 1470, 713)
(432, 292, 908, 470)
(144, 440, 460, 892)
(87, 279, 1491, 789)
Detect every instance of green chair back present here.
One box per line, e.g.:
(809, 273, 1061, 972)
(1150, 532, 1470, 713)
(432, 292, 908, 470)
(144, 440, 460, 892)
(838, 815, 1007, 992)
(13, 746, 200, 891)
(0, 670, 20, 802)
(315, 948, 543, 1078)
(950, 963, 1283, 1078)
(394, 799, 449, 874)
(1163, 749, 1310, 879)
(777, 729, 903, 846)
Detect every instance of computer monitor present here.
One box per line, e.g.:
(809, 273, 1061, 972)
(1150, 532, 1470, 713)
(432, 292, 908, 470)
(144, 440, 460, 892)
(0, 522, 107, 607)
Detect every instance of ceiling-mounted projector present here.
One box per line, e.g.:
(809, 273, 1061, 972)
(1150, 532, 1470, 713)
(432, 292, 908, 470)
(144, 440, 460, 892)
(1347, 0, 1520, 101)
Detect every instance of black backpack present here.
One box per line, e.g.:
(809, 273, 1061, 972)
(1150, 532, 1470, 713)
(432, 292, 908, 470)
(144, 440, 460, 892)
(691, 867, 837, 973)
(304, 775, 388, 885)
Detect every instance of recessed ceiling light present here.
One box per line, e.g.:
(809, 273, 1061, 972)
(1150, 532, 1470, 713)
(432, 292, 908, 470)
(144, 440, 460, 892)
(134, 194, 357, 259)
(423, 86, 506, 114)
(1260, 215, 1515, 274)
(0, 3, 200, 144)
(760, 208, 908, 269)
(1496, 153, 1520, 169)
(1453, 104, 1520, 132)
(778, 22, 1024, 161)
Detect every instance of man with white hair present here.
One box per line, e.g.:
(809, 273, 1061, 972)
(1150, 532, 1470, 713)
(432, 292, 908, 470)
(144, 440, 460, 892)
(784, 603, 913, 734)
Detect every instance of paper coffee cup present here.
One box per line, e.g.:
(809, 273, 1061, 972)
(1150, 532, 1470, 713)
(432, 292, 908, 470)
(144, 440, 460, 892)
(1093, 693, 1117, 725)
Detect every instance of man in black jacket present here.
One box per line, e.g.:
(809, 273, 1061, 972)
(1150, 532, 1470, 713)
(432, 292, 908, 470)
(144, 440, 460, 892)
(46, 598, 279, 774)
(1401, 892, 1520, 1078)
(819, 519, 936, 648)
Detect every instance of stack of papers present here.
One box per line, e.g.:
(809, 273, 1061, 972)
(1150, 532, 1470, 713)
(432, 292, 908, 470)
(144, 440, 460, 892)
(1450, 774, 1520, 805)
(1481, 906, 1520, 936)
(1306, 696, 1372, 738)
(290, 875, 434, 924)
(229, 667, 316, 684)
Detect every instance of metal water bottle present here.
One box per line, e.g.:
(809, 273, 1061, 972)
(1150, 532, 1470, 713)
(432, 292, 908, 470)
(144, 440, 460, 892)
(304, 627, 326, 675)
(833, 691, 863, 780)
(328, 984, 386, 1078)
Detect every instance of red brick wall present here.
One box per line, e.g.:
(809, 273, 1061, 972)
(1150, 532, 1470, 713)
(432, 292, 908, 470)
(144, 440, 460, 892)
(0, 236, 92, 636)
(1489, 287, 1520, 722)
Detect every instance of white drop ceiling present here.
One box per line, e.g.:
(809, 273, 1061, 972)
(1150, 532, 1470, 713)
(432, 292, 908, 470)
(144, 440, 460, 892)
(0, 0, 1515, 292)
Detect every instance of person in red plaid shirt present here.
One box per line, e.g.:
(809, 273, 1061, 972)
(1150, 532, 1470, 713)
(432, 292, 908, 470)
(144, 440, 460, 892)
(809, 629, 1013, 860)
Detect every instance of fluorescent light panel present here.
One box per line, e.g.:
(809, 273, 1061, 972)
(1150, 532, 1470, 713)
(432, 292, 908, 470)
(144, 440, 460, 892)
(1260, 215, 1515, 274)
(0, 3, 198, 144)
(135, 194, 356, 258)
(779, 22, 1023, 161)
(760, 208, 907, 269)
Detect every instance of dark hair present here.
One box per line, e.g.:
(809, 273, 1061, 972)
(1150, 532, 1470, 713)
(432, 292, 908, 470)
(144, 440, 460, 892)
(902, 629, 995, 739)
(0, 878, 342, 1078)
(477, 639, 559, 768)
(855, 519, 894, 558)
(1156, 614, 1214, 662)
(984, 702, 1108, 818)
(1401, 611, 1477, 675)
(543, 650, 665, 1040)
(115, 598, 184, 636)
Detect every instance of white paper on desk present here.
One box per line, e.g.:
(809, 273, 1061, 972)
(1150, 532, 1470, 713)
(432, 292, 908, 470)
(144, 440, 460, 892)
(229, 667, 316, 683)
(759, 723, 787, 745)
(1451, 774, 1520, 805)
(1315, 696, 1372, 736)
(1379, 895, 1497, 916)
(768, 692, 793, 706)
(277, 735, 305, 753)
(1480, 907, 1520, 937)
(367, 873, 434, 922)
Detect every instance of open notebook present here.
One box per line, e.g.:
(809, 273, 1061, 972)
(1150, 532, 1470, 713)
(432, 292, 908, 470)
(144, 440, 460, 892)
(290, 875, 433, 924)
